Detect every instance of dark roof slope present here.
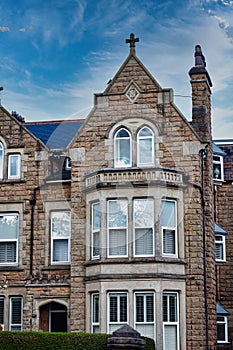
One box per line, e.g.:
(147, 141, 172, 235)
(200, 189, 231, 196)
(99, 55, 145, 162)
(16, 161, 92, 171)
(25, 120, 84, 149)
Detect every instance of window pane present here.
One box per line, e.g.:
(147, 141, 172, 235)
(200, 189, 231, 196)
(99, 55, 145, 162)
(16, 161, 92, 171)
(0, 242, 16, 263)
(217, 324, 225, 341)
(120, 295, 127, 322)
(136, 295, 144, 322)
(0, 215, 18, 239)
(109, 296, 118, 322)
(146, 295, 154, 322)
(51, 211, 71, 238)
(92, 294, 99, 324)
(139, 138, 153, 164)
(162, 200, 176, 227)
(93, 231, 100, 257)
(92, 203, 100, 230)
(135, 229, 153, 255)
(9, 155, 20, 177)
(10, 297, 22, 331)
(115, 129, 131, 167)
(109, 229, 126, 256)
(215, 243, 223, 260)
(163, 229, 175, 255)
(108, 200, 127, 228)
(138, 127, 153, 137)
(0, 143, 3, 179)
(164, 325, 178, 350)
(134, 199, 153, 227)
(53, 239, 68, 262)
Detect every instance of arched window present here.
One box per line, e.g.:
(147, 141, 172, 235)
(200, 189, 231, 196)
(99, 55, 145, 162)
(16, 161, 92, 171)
(0, 143, 3, 179)
(114, 128, 131, 167)
(137, 127, 154, 165)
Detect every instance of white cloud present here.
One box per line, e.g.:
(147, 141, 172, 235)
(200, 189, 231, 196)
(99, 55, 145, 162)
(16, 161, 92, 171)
(0, 26, 10, 32)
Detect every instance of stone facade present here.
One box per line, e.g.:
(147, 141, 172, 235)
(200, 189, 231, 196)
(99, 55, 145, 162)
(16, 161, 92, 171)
(0, 37, 224, 349)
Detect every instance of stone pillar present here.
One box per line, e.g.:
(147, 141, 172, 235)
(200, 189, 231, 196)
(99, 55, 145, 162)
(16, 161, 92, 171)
(107, 325, 146, 350)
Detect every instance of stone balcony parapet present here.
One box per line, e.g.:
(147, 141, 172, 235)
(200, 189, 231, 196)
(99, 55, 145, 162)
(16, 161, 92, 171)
(85, 166, 184, 190)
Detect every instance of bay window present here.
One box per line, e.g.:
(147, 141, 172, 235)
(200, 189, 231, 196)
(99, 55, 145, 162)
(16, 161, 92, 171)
(51, 211, 71, 264)
(162, 200, 177, 257)
(0, 214, 19, 264)
(108, 200, 128, 257)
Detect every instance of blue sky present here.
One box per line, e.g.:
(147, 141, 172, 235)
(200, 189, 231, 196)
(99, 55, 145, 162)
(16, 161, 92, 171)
(0, 0, 233, 138)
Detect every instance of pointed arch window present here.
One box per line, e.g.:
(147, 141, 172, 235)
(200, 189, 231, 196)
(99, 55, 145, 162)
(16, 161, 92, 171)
(0, 143, 3, 179)
(137, 127, 154, 165)
(114, 128, 131, 168)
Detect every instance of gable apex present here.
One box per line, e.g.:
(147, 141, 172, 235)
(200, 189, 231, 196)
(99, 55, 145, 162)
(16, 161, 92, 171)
(104, 48, 162, 95)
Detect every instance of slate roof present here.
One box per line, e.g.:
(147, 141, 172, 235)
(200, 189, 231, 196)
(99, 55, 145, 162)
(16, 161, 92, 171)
(212, 142, 226, 156)
(214, 223, 228, 235)
(217, 302, 230, 315)
(25, 120, 84, 149)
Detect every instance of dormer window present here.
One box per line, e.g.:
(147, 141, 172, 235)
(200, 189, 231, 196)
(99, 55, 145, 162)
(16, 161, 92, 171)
(114, 128, 131, 168)
(215, 223, 227, 263)
(213, 155, 224, 182)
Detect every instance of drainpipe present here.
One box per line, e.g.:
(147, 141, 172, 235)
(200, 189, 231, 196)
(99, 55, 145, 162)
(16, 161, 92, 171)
(200, 147, 209, 350)
(29, 186, 40, 276)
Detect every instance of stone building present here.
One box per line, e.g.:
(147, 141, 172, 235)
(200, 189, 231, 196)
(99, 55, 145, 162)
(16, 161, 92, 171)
(0, 34, 231, 349)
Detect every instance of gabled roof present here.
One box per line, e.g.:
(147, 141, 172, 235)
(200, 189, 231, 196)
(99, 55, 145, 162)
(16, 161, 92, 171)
(25, 120, 84, 149)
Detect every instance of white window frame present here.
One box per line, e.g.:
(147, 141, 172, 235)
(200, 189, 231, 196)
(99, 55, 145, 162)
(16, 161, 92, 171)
(51, 211, 71, 265)
(108, 292, 128, 334)
(91, 203, 100, 259)
(8, 154, 21, 179)
(107, 200, 128, 258)
(215, 235, 226, 262)
(137, 126, 154, 166)
(163, 292, 179, 350)
(134, 292, 155, 340)
(114, 128, 132, 168)
(162, 200, 178, 258)
(0, 213, 19, 265)
(133, 198, 154, 257)
(91, 293, 100, 333)
(213, 155, 224, 182)
(0, 142, 3, 179)
(217, 315, 228, 343)
(9, 296, 23, 331)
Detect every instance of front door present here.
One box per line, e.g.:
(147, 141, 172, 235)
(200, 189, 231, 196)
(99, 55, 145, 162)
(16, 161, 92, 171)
(40, 302, 67, 332)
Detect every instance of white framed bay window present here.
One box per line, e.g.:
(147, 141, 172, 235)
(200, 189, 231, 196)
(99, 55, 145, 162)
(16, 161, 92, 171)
(91, 203, 100, 259)
(108, 200, 128, 257)
(108, 292, 128, 333)
(133, 198, 154, 256)
(91, 293, 100, 333)
(163, 292, 179, 350)
(51, 211, 71, 264)
(134, 292, 155, 339)
(0, 213, 19, 264)
(162, 200, 177, 257)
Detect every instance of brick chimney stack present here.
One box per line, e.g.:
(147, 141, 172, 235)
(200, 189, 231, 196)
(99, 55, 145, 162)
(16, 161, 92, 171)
(189, 45, 212, 142)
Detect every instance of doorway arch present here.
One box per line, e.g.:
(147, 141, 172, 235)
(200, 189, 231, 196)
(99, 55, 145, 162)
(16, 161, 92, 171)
(39, 301, 67, 332)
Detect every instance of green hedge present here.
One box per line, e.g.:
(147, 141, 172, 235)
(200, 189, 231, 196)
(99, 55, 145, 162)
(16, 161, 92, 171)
(0, 332, 155, 350)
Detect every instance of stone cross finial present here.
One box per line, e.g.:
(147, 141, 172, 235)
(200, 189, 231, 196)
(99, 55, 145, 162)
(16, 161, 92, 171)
(125, 33, 139, 54)
(195, 45, 206, 67)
